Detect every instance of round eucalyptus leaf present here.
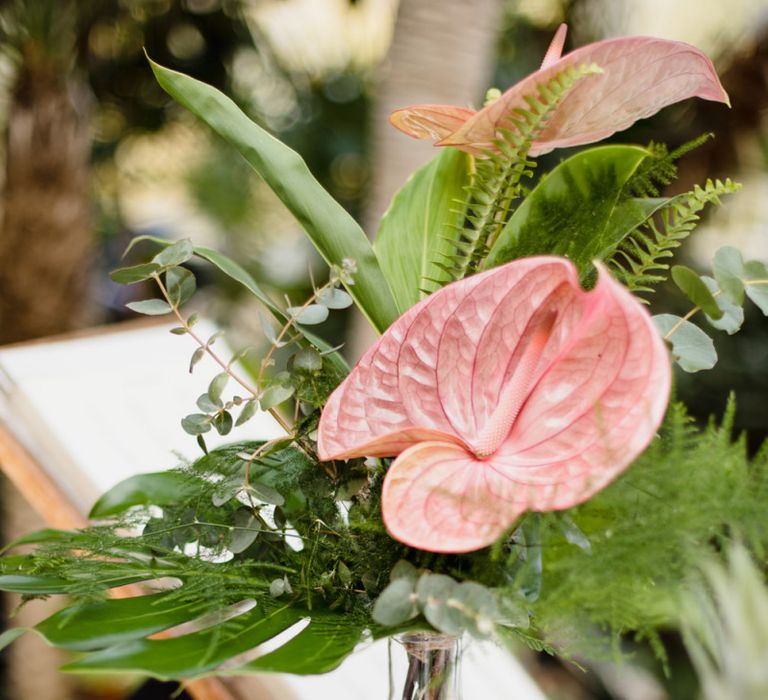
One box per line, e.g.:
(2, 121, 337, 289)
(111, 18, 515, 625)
(713, 246, 745, 305)
(372, 578, 418, 626)
(701, 276, 744, 335)
(654, 314, 717, 372)
(744, 260, 768, 315)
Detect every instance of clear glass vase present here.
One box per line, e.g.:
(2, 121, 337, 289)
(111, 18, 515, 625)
(391, 632, 462, 700)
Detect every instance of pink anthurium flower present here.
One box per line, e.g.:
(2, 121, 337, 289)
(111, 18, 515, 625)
(389, 24, 729, 156)
(318, 258, 671, 553)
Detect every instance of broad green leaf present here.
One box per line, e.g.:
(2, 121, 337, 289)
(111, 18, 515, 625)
(110, 263, 160, 284)
(0, 574, 71, 595)
(36, 593, 203, 651)
(374, 148, 469, 312)
(671, 265, 723, 319)
(181, 413, 212, 435)
(744, 260, 768, 315)
(604, 196, 670, 250)
(90, 471, 203, 518)
(236, 613, 362, 675)
(152, 238, 193, 267)
(63, 605, 302, 679)
(483, 146, 649, 274)
(148, 58, 398, 333)
(653, 314, 717, 372)
(126, 299, 172, 316)
(701, 277, 744, 335)
(713, 246, 745, 304)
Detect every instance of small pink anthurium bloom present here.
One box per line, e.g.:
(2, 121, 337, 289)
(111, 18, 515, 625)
(390, 24, 729, 156)
(318, 258, 671, 553)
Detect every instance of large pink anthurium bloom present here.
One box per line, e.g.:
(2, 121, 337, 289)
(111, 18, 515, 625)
(390, 24, 729, 156)
(318, 258, 671, 553)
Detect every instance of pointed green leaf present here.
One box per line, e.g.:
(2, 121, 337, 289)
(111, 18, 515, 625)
(152, 239, 193, 268)
(148, 58, 397, 333)
(62, 605, 303, 679)
(208, 372, 229, 406)
(672, 265, 723, 319)
(89, 471, 204, 519)
(110, 263, 160, 285)
(654, 314, 717, 372)
(126, 299, 172, 316)
(374, 148, 470, 312)
(259, 384, 295, 410)
(0, 627, 27, 652)
(483, 146, 650, 274)
(36, 593, 203, 651)
(236, 614, 362, 675)
(235, 400, 258, 427)
(166, 267, 196, 306)
(713, 246, 745, 304)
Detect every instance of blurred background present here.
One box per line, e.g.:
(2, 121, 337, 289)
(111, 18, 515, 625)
(0, 0, 766, 698)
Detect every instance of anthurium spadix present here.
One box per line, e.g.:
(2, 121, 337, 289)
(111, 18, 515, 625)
(318, 258, 671, 552)
(390, 24, 729, 156)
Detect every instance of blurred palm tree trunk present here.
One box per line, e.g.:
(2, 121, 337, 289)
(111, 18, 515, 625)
(350, 0, 504, 358)
(0, 3, 94, 345)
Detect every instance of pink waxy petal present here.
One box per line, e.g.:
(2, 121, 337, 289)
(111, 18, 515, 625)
(317, 258, 671, 552)
(389, 105, 476, 142)
(390, 28, 729, 157)
(540, 23, 568, 69)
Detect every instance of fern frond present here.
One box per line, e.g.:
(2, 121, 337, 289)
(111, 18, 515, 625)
(610, 178, 740, 296)
(627, 132, 713, 197)
(440, 63, 602, 282)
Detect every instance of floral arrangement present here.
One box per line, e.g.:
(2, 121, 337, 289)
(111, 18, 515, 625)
(2, 24, 768, 696)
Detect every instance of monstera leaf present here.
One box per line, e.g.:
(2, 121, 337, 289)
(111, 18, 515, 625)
(483, 146, 661, 275)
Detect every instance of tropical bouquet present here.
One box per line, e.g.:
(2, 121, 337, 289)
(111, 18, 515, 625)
(3, 24, 768, 698)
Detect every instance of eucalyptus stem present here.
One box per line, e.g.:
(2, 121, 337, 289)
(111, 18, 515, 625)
(152, 272, 293, 434)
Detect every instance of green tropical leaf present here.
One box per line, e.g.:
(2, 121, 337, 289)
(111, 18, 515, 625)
(89, 471, 204, 519)
(147, 57, 398, 333)
(374, 148, 469, 311)
(483, 145, 649, 274)
(36, 592, 204, 651)
(62, 605, 303, 679)
(235, 613, 363, 675)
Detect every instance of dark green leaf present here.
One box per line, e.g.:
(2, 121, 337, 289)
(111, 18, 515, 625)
(212, 410, 233, 436)
(483, 146, 649, 274)
(671, 265, 723, 319)
(110, 263, 160, 285)
(152, 239, 193, 268)
(0, 575, 71, 595)
(36, 593, 202, 651)
(653, 314, 717, 372)
(713, 246, 745, 304)
(374, 148, 470, 311)
(166, 267, 196, 306)
(90, 472, 203, 518)
(126, 299, 172, 316)
(148, 59, 398, 333)
(62, 605, 303, 679)
(236, 613, 362, 675)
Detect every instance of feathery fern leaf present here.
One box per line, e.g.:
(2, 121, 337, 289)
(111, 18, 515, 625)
(610, 178, 741, 296)
(440, 63, 602, 282)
